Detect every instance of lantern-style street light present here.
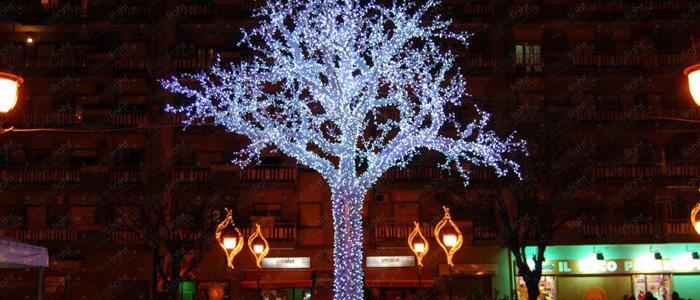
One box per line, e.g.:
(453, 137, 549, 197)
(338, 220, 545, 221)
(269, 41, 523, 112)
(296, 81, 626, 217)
(691, 197, 700, 236)
(686, 36, 700, 106)
(434, 206, 463, 267)
(215, 208, 244, 269)
(0, 71, 22, 114)
(408, 221, 430, 289)
(434, 206, 463, 300)
(248, 223, 269, 300)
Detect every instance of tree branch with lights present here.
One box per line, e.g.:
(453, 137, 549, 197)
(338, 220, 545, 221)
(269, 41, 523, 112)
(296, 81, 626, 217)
(161, 0, 525, 298)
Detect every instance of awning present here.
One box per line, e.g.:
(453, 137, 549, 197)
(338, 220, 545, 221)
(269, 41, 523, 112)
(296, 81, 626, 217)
(0, 236, 49, 268)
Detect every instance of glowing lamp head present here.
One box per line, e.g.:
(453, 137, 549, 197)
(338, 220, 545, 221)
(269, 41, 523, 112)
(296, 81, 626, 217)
(413, 242, 425, 253)
(684, 64, 700, 107)
(443, 234, 458, 247)
(0, 72, 22, 113)
(694, 221, 700, 235)
(253, 243, 264, 254)
(223, 237, 237, 250)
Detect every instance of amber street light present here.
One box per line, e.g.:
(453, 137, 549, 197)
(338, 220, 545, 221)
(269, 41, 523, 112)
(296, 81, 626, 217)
(215, 208, 244, 269)
(685, 36, 700, 106)
(0, 72, 22, 113)
(434, 206, 463, 300)
(408, 221, 430, 289)
(434, 206, 463, 267)
(691, 195, 700, 236)
(248, 223, 269, 300)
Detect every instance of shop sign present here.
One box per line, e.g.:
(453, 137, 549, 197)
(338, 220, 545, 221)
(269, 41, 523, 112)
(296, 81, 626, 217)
(532, 258, 700, 275)
(366, 256, 415, 268)
(261, 257, 311, 269)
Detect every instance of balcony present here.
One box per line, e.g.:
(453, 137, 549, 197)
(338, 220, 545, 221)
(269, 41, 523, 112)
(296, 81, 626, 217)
(111, 168, 142, 184)
(172, 167, 209, 183)
(372, 223, 436, 243)
(381, 165, 493, 184)
(111, 111, 146, 127)
(113, 58, 147, 72)
(0, 228, 79, 242)
(1, 112, 80, 128)
(581, 220, 698, 242)
(109, 224, 297, 244)
(589, 165, 700, 179)
(462, 54, 497, 74)
(241, 165, 297, 183)
(1, 167, 80, 184)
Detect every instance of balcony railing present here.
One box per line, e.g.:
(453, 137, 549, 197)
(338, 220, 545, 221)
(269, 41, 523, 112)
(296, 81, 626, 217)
(241, 166, 297, 182)
(1, 112, 80, 128)
(111, 168, 142, 184)
(172, 167, 209, 183)
(382, 165, 493, 183)
(590, 165, 700, 179)
(372, 223, 436, 242)
(0, 228, 79, 242)
(1, 167, 80, 183)
(581, 220, 697, 241)
(111, 112, 146, 126)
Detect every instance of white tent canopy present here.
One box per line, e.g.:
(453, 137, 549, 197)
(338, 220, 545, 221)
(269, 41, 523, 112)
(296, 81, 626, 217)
(0, 236, 49, 268)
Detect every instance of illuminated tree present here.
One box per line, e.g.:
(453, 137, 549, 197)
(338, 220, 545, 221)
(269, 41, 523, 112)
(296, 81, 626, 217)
(161, 0, 524, 299)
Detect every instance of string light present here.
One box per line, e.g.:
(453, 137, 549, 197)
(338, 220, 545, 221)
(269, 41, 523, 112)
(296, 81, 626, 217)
(161, 0, 525, 298)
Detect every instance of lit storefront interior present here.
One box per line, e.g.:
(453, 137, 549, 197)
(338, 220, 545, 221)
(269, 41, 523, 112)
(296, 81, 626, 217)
(516, 244, 700, 300)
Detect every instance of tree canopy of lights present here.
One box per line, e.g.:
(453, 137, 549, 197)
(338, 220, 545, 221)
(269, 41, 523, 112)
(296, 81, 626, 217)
(161, 0, 525, 299)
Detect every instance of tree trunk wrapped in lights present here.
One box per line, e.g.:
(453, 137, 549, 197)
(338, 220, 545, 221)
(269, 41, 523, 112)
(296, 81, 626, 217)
(161, 0, 525, 298)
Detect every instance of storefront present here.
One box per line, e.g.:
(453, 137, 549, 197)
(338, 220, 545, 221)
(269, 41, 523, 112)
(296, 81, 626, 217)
(515, 244, 700, 300)
(241, 257, 313, 300)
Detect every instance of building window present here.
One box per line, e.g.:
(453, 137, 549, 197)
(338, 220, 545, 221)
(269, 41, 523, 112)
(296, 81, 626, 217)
(515, 44, 542, 72)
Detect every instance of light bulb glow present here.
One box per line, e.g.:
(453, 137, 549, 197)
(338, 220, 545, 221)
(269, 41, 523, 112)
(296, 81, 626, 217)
(414, 243, 425, 253)
(443, 234, 457, 247)
(0, 73, 22, 113)
(685, 65, 700, 107)
(223, 237, 237, 250)
(162, 0, 525, 298)
(253, 244, 264, 254)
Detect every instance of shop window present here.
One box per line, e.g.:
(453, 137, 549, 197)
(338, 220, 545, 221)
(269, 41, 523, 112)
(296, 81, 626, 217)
(195, 151, 222, 166)
(25, 206, 47, 228)
(633, 274, 671, 300)
(515, 44, 542, 72)
(47, 205, 71, 228)
(299, 203, 322, 227)
(391, 201, 419, 224)
(70, 206, 95, 228)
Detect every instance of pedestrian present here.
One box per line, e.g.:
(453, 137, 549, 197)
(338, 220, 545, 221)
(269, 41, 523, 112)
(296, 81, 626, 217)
(630, 295, 636, 300)
(645, 292, 656, 300)
(624, 295, 629, 300)
(672, 292, 682, 300)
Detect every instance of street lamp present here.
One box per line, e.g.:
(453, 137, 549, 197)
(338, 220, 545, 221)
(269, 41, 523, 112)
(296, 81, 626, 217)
(684, 64, 700, 107)
(434, 206, 463, 267)
(434, 206, 463, 300)
(686, 36, 700, 106)
(0, 71, 22, 113)
(215, 208, 244, 269)
(408, 221, 430, 290)
(691, 200, 700, 236)
(248, 224, 269, 300)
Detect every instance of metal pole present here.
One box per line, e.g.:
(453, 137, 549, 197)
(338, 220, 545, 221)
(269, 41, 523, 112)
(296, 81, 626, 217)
(448, 266, 452, 300)
(37, 267, 44, 300)
(257, 268, 262, 300)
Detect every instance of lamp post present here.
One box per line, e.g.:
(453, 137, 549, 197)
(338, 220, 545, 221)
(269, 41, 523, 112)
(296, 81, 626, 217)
(685, 36, 700, 107)
(215, 208, 244, 299)
(0, 70, 22, 134)
(434, 206, 463, 300)
(248, 223, 269, 300)
(216, 208, 245, 269)
(408, 221, 429, 292)
(691, 194, 700, 236)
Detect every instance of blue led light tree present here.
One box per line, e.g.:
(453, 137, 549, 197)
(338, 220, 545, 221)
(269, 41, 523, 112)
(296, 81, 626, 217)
(161, 0, 524, 299)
